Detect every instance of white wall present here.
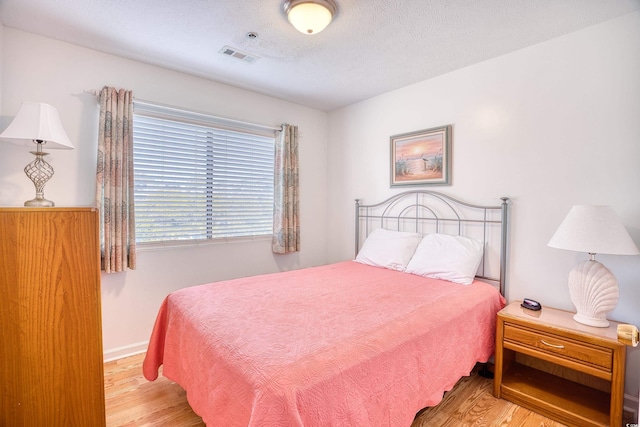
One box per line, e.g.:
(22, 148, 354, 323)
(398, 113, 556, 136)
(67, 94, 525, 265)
(327, 11, 640, 402)
(0, 29, 329, 358)
(0, 24, 3, 113)
(3, 10, 640, 411)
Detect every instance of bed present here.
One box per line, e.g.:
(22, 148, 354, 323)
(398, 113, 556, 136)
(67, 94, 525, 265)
(143, 191, 509, 426)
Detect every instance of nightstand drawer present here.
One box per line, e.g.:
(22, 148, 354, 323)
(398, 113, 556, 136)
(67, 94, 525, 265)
(503, 323, 612, 371)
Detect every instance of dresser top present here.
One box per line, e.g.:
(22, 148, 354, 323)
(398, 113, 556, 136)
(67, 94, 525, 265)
(0, 207, 97, 212)
(499, 301, 622, 343)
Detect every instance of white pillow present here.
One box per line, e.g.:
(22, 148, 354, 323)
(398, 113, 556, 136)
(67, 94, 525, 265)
(355, 228, 422, 271)
(405, 233, 484, 285)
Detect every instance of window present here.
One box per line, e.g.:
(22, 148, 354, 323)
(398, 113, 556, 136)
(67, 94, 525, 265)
(132, 102, 275, 245)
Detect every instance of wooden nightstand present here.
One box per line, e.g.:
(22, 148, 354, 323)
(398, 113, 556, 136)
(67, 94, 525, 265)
(493, 301, 625, 427)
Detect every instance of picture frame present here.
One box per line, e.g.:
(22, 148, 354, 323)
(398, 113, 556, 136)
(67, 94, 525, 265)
(390, 124, 452, 187)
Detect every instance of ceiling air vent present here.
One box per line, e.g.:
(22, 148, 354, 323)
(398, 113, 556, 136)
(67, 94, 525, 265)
(218, 46, 260, 64)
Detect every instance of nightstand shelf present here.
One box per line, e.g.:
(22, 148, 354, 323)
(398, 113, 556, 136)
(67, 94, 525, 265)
(494, 302, 625, 427)
(501, 364, 610, 426)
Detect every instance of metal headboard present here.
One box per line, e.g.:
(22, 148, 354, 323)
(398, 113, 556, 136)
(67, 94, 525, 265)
(355, 191, 510, 295)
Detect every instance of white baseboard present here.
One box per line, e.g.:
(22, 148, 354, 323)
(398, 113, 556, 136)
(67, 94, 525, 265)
(625, 392, 639, 423)
(103, 341, 149, 363)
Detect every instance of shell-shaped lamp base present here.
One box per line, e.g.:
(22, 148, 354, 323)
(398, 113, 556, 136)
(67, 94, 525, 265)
(567, 259, 618, 328)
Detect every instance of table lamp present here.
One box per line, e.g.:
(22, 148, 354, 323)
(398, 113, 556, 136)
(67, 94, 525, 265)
(548, 205, 639, 327)
(0, 102, 74, 207)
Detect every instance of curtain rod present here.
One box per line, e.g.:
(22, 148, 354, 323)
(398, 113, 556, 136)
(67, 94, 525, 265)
(83, 89, 282, 133)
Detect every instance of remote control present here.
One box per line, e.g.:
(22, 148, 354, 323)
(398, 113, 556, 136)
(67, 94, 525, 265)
(521, 298, 542, 311)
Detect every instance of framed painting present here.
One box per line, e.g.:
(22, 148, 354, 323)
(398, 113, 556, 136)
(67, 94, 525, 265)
(390, 124, 451, 186)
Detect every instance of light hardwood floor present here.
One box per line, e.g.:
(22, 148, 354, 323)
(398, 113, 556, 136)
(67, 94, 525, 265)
(104, 353, 627, 426)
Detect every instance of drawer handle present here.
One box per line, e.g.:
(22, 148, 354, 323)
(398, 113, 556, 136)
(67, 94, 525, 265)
(540, 339, 564, 349)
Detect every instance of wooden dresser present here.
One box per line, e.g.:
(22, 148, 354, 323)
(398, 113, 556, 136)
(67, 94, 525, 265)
(0, 208, 106, 426)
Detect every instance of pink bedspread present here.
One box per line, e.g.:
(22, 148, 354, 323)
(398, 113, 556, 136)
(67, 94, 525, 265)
(143, 261, 505, 426)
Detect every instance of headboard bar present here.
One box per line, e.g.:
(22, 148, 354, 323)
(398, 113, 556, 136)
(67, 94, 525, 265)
(355, 191, 510, 295)
(500, 196, 509, 295)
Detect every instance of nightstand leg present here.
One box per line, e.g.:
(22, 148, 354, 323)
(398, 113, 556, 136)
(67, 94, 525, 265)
(493, 317, 504, 398)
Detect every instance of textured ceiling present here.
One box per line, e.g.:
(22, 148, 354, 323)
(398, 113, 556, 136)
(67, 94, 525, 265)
(1, 0, 639, 111)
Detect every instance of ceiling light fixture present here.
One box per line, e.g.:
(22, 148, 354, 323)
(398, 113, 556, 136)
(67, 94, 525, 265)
(283, 0, 337, 35)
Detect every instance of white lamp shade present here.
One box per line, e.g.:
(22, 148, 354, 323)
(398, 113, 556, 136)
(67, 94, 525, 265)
(0, 102, 74, 149)
(285, 0, 336, 35)
(548, 205, 639, 255)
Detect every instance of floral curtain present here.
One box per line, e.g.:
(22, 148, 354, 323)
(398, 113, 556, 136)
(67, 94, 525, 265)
(272, 124, 300, 254)
(95, 86, 136, 272)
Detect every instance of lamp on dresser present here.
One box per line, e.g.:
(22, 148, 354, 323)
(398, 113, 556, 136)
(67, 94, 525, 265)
(548, 205, 639, 327)
(0, 102, 74, 207)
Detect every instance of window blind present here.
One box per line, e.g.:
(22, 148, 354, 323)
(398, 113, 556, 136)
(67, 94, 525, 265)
(132, 108, 275, 244)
